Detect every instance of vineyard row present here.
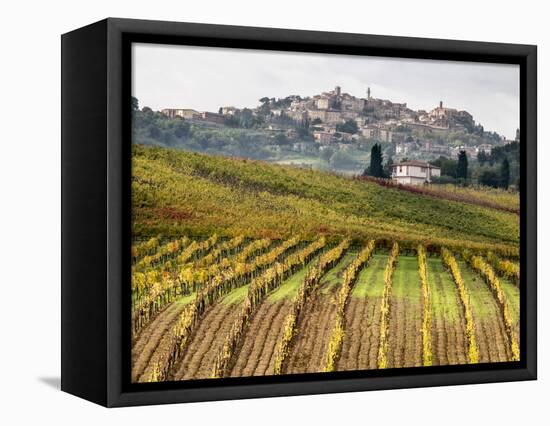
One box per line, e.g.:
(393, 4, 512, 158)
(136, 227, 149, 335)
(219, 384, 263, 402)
(130, 236, 520, 381)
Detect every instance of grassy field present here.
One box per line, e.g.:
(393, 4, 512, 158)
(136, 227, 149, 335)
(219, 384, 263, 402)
(351, 253, 388, 299)
(132, 145, 518, 255)
(387, 255, 423, 367)
(392, 256, 422, 300)
(268, 255, 323, 302)
(500, 277, 520, 324)
(320, 251, 358, 294)
(426, 256, 468, 365)
(427, 257, 462, 321)
(221, 285, 249, 305)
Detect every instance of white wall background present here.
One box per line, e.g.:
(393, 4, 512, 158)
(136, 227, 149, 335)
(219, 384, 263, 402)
(0, 0, 546, 423)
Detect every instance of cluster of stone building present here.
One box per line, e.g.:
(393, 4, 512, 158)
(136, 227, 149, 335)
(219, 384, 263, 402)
(160, 86, 512, 168)
(270, 86, 411, 145)
(161, 86, 482, 145)
(270, 86, 482, 148)
(160, 108, 226, 124)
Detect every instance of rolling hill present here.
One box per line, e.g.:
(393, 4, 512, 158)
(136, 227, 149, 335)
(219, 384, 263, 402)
(132, 145, 519, 256)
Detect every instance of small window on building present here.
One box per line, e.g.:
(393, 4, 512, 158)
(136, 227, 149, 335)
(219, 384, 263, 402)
(420, 167, 426, 172)
(399, 166, 403, 173)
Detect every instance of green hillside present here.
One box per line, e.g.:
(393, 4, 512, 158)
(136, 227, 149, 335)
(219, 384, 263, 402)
(132, 145, 519, 255)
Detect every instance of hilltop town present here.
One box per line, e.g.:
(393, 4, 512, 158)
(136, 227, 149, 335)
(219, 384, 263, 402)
(132, 85, 519, 188)
(160, 85, 517, 161)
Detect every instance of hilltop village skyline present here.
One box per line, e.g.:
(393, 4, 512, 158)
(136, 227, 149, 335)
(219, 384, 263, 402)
(132, 43, 519, 140)
(159, 85, 518, 151)
(132, 79, 521, 188)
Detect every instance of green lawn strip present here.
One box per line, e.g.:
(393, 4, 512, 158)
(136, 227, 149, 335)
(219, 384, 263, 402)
(220, 253, 328, 305)
(320, 251, 358, 294)
(351, 253, 388, 298)
(499, 277, 520, 325)
(206, 241, 303, 306)
(220, 285, 250, 305)
(219, 248, 327, 305)
(457, 260, 497, 320)
(174, 292, 198, 306)
(267, 255, 323, 302)
(391, 255, 422, 301)
(426, 256, 461, 322)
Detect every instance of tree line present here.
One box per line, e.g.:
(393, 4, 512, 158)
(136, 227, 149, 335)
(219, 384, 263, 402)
(363, 143, 515, 189)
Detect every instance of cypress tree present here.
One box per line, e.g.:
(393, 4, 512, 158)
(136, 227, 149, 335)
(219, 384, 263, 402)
(369, 144, 384, 178)
(456, 150, 468, 181)
(500, 157, 510, 189)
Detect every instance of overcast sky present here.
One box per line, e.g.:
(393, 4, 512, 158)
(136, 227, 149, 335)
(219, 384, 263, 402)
(132, 43, 519, 139)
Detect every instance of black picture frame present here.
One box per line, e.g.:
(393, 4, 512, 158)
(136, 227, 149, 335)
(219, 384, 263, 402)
(61, 17, 537, 407)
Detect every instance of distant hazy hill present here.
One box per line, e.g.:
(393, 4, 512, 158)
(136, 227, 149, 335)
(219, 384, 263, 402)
(132, 145, 519, 255)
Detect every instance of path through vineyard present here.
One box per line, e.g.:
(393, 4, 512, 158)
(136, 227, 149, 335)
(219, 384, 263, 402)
(386, 255, 423, 368)
(131, 294, 196, 382)
(229, 257, 321, 377)
(284, 251, 357, 374)
(336, 253, 388, 371)
(169, 245, 323, 380)
(500, 275, 520, 345)
(171, 296, 243, 380)
(458, 261, 511, 363)
(427, 257, 468, 365)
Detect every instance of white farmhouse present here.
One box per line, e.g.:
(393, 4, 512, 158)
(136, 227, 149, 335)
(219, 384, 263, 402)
(391, 160, 441, 185)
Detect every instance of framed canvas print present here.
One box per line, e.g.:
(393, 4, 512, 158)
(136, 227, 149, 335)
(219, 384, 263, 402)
(61, 18, 537, 407)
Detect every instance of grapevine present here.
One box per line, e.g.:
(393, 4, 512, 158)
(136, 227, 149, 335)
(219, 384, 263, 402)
(147, 236, 303, 381)
(441, 248, 479, 364)
(323, 240, 375, 372)
(377, 242, 399, 369)
(418, 245, 433, 366)
(272, 238, 352, 374)
(464, 253, 519, 361)
(210, 237, 328, 379)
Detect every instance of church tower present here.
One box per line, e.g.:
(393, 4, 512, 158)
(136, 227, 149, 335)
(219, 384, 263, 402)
(367, 87, 371, 99)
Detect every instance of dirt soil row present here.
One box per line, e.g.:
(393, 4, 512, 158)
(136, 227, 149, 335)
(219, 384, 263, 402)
(284, 291, 338, 374)
(458, 261, 512, 363)
(132, 300, 190, 382)
(386, 256, 423, 368)
(169, 302, 242, 380)
(283, 252, 357, 374)
(229, 300, 292, 377)
(228, 254, 327, 377)
(336, 254, 387, 371)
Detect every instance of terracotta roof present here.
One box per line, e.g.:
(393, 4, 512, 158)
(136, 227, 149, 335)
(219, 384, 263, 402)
(391, 160, 440, 169)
